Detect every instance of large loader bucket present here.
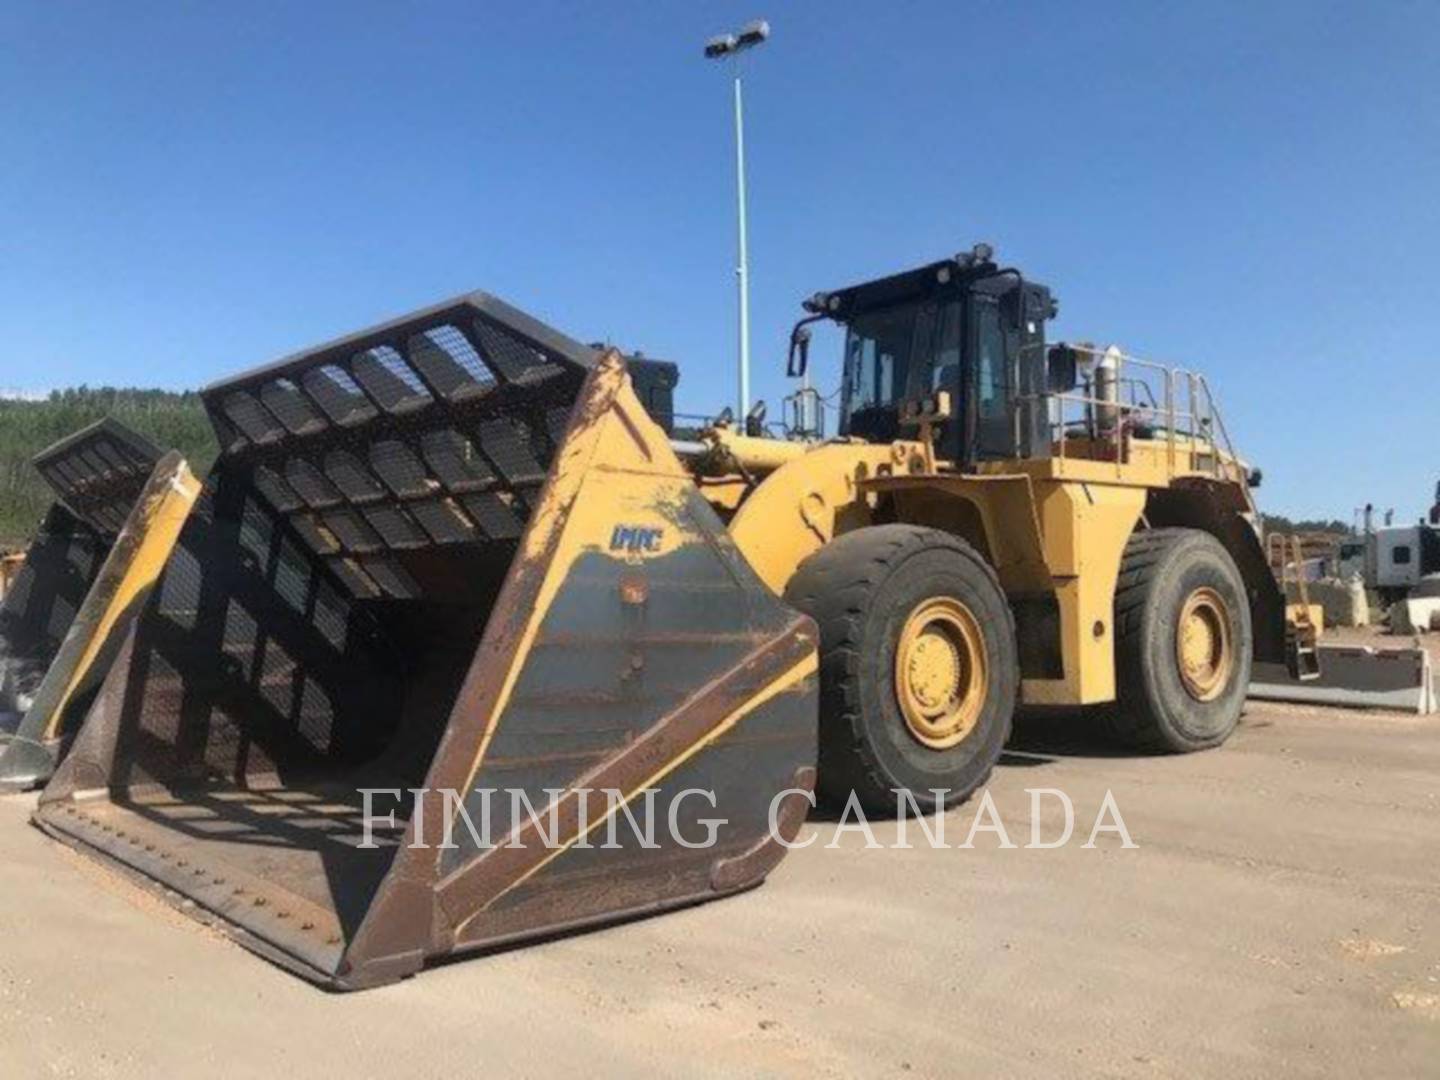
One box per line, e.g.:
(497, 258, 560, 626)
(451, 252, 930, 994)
(0, 420, 162, 737)
(36, 293, 817, 990)
(0, 450, 200, 790)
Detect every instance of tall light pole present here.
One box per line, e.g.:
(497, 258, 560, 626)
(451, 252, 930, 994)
(705, 19, 769, 421)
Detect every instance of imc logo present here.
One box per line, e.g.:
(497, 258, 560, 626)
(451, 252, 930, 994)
(609, 525, 664, 554)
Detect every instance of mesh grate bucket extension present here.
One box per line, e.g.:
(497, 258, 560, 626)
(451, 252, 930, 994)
(0, 451, 199, 791)
(0, 420, 162, 722)
(36, 293, 817, 990)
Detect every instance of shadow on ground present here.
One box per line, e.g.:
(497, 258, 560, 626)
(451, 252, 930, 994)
(1005, 708, 1137, 762)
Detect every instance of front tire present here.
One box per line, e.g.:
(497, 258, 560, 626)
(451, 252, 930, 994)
(785, 525, 1018, 813)
(1106, 528, 1252, 752)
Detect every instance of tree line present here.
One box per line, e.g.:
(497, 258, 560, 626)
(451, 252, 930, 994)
(0, 388, 217, 548)
(1260, 513, 1350, 536)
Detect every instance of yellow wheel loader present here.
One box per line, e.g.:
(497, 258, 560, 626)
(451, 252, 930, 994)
(676, 244, 1309, 810)
(35, 247, 1302, 988)
(0, 419, 199, 790)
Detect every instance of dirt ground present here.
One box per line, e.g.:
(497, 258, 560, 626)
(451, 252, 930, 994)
(1, 700, 1436, 1079)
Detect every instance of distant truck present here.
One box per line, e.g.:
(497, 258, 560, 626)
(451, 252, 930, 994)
(1371, 524, 1440, 603)
(1339, 483, 1440, 604)
(1336, 538, 1366, 583)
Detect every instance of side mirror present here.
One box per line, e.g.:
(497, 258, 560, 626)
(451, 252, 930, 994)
(787, 326, 812, 378)
(1046, 344, 1080, 393)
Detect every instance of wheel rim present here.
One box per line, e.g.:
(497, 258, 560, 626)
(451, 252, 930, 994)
(1175, 587, 1234, 702)
(894, 596, 988, 749)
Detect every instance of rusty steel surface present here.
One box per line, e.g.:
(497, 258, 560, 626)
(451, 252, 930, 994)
(0, 553, 23, 601)
(36, 294, 818, 990)
(0, 452, 199, 792)
(1, 420, 164, 725)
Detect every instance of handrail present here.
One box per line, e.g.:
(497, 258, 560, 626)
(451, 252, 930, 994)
(1017, 342, 1252, 504)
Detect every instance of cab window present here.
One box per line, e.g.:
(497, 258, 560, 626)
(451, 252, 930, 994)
(971, 295, 1014, 459)
(932, 301, 961, 392)
(844, 307, 914, 418)
(975, 301, 1007, 413)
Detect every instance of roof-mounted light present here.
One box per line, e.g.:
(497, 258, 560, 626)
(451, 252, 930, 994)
(704, 33, 738, 58)
(704, 19, 769, 58)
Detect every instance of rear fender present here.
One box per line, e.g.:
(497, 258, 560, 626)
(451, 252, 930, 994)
(1145, 478, 1286, 665)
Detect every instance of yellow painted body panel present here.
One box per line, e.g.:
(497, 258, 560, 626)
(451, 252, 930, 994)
(1287, 602, 1325, 637)
(1024, 481, 1145, 704)
(985, 435, 1248, 493)
(727, 441, 927, 595)
(701, 428, 813, 473)
(704, 430, 1250, 708)
(36, 454, 201, 741)
(866, 474, 1051, 592)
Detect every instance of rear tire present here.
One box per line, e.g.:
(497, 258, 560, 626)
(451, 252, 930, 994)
(1105, 528, 1252, 752)
(785, 525, 1017, 813)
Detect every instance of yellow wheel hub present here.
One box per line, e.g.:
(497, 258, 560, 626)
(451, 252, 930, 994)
(1176, 587, 1233, 702)
(895, 597, 987, 749)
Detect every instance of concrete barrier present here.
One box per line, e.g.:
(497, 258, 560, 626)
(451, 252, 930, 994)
(1389, 597, 1440, 635)
(1249, 645, 1436, 714)
(1284, 578, 1370, 628)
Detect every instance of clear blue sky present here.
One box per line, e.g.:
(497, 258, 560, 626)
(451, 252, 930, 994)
(2, 2, 1435, 521)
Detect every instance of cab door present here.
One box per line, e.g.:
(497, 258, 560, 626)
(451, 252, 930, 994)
(968, 291, 1013, 461)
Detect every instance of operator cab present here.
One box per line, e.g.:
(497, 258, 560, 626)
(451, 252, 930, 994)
(798, 244, 1062, 466)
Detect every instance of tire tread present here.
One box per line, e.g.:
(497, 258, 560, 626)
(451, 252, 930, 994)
(787, 525, 1015, 810)
(1106, 527, 1247, 751)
